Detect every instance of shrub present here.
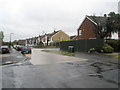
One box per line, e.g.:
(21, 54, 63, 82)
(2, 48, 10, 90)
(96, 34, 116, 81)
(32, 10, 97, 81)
(37, 42, 44, 46)
(88, 48, 96, 53)
(101, 45, 114, 53)
(105, 40, 120, 52)
(51, 42, 60, 47)
(88, 45, 114, 53)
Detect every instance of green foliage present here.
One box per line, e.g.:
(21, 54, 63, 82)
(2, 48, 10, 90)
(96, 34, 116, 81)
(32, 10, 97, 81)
(12, 40, 18, 45)
(0, 31, 4, 40)
(88, 45, 114, 53)
(106, 40, 120, 52)
(94, 12, 120, 38)
(101, 45, 114, 53)
(50, 42, 60, 47)
(115, 55, 120, 59)
(37, 42, 44, 46)
(88, 48, 95, 53)
(107, 12, 120, 33)
(94, 22, 108, 39)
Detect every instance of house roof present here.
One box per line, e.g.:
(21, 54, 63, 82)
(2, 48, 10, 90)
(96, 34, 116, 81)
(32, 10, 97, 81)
(70, 35, 76, 40)
(87, 16, 108, 26)
(46, 30, 60, 37)
(26, 30, 63, 41)
(18, 40, 26, 42)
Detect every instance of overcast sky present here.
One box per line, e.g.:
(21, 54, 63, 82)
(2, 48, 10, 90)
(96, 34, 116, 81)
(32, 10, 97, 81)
(0, 0, 119, 42)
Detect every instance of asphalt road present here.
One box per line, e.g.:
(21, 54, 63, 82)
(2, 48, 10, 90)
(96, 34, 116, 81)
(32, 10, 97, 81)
(1, 49, 31, 89)
(2, 62, 118, 88)
(0, 49, 27, 65)
(30, 49, 88, 65)
(1, 48, 119, 88)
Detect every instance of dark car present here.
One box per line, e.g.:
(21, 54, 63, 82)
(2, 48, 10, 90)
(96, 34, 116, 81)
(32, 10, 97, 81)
(21, 46, 31, 54)
(0, 46, 10, 54)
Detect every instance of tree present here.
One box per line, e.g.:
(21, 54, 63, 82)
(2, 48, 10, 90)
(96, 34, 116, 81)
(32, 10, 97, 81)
(94, 12, 120, 39)
(0, 31, 4, 46)
(93, 15, 110, 39)
(12, 40, 18, 45)
(0, 31, 4, 41)
(94, 21, 109, 39)
(108, 12, 120, 33)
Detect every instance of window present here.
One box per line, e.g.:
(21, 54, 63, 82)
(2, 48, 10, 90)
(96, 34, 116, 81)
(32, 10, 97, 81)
(60, 37, 64, 41)
(79, 30, 82, 35)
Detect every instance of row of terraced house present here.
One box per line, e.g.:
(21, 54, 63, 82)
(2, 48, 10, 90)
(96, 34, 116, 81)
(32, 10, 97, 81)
(19, 30, 70, 46)
(17, 15, 120, 46)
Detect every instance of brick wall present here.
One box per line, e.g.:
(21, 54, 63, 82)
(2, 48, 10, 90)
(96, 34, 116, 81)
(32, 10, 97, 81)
(77, 18, 97, 39)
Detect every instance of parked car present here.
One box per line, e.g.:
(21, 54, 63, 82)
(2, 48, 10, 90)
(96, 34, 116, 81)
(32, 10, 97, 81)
(14, 45, 24, 51)
(16, 46, 23, 51)
(21, 46, 31, 54)
(0, 46, 10, 54)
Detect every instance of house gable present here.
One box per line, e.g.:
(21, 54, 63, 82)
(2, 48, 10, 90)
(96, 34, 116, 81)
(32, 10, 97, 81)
(51, 30, 70, 41)
(77, 17, 97, 39)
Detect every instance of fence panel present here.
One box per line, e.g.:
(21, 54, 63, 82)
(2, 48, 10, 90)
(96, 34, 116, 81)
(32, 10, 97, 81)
(60, 39, 104, 52)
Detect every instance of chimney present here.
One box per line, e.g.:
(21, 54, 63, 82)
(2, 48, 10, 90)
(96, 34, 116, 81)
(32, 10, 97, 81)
(53, 28, 56, 33)
(104, 14, 107, 17)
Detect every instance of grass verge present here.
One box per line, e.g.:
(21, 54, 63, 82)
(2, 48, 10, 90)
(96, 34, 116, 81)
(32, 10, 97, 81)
(42, 50, 75, 56)
(115, 55, 120, 59)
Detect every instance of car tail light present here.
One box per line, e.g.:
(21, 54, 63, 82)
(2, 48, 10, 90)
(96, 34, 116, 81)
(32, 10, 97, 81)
(28, 48, 31, 49)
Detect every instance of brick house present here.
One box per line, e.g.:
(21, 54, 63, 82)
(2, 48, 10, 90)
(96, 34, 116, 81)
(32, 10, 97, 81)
(76, 15, 119, 40)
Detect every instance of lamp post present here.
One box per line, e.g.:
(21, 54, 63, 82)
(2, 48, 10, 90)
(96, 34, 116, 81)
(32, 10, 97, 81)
(10, 33, 14, 48)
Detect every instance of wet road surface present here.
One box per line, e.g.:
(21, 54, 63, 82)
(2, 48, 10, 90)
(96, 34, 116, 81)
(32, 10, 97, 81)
(30, 49, 88, 65)
(0, 49, 27, 65)
(1, 48, 119, 88)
